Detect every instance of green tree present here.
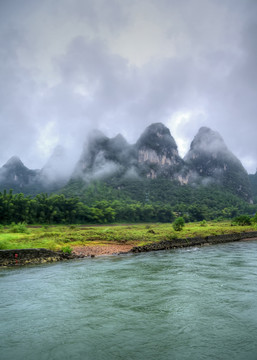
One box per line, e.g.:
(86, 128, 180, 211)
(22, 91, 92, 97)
(172, 217, 185, 231)
(231, 215, 251, 226)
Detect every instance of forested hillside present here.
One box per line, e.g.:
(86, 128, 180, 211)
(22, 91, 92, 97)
(1, 179, 256, 225)
(0, 123, 257, 225)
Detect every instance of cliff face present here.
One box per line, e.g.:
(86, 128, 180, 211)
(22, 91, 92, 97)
(74, 123, 184, 181)
(184, 127, 252, 200)
(135, 123, 184, 179)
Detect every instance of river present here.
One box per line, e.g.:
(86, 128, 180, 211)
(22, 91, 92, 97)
(1, 241, 257, 360)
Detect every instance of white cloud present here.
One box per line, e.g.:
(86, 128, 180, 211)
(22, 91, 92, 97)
(36, 121, 59, 159)
(168, 109, 207, 157)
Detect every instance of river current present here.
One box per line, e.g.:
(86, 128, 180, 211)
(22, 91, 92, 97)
(1, 241, 257, 360)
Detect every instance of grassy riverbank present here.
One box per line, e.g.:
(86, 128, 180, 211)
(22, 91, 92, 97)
(1, 221, 257, 252)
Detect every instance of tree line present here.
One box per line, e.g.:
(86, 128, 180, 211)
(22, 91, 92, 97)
(0, 189, 256, 225)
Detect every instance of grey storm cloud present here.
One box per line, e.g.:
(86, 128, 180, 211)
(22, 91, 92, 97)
(0, 0, 257, 173)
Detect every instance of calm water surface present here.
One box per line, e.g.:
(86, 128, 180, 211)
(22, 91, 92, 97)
(1, 241, 257, 360)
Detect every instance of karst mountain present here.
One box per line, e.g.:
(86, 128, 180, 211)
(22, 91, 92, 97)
(0, 123, 253, 201)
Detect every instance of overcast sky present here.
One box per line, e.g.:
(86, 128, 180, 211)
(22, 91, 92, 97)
(0, 0, 257, 173)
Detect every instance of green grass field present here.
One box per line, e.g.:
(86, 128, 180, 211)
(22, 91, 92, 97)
(1, 221, 257, 252)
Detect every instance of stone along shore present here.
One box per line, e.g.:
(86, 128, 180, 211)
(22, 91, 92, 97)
(1, 231, 257, 266)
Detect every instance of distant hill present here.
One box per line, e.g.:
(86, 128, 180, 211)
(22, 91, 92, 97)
(0, 123, 254, 205)
(0, 154, 67, 195)
(0, 156, 41, 194)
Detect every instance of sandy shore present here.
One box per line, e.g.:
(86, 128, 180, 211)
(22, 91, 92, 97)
(72, 244, 134, 257)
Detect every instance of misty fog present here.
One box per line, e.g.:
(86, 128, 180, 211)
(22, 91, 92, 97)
(0, 0, 257, 173)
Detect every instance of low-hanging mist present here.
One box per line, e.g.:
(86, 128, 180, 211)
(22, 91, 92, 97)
(0, 123, 253, 202)
(1, 1, 257, 174)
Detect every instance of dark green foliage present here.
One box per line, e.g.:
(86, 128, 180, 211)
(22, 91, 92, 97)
(0, 174, 257, 225)
(251, 213, 257, 224)
(61, 245, 72, 254)
(231, 215, 252, 226)
(172, 217, 185, 231)
(61, 177, 257, 223)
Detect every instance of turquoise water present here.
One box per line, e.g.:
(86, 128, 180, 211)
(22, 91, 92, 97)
(1, 241, 257, 360)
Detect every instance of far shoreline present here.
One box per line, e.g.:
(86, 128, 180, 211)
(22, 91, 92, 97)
(1, 231, 257, 267)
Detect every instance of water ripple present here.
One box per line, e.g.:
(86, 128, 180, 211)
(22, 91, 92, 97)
(1, 241, 257, 360)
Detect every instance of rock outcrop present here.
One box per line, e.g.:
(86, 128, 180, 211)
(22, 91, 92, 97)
(184, 127, 251, 200)
(135, 123, 184, 179)
(74, 123, 184, 181)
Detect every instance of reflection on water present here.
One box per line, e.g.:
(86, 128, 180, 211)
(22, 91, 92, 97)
(1, 241, 257, 360)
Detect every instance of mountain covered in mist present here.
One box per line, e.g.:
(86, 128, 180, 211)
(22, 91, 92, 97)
(71, 123, 251, 201)
(0, 156, 40, 194)
(0, 150, 68, 195)
(0, 123, 254, 202)
(184, 127, 251, 200)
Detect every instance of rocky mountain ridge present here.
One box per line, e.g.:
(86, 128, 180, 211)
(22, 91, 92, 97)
(0, 123, 253, 201)
(184, 127, 251, 200)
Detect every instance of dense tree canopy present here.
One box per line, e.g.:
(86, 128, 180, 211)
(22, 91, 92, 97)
(0, 179, 256, 225)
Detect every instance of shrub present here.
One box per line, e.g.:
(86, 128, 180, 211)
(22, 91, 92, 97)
(231, 215, 251, 226)
(251, 213, 257, 224)
(200, 220, 207, 227)
(9, 222, 30, 234)
(172, 217, 185, 231)
(61, 245, 72, 254)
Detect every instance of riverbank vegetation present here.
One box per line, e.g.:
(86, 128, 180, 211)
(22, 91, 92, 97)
(0, 186, 256, 225)
(1, 221, 257, 252)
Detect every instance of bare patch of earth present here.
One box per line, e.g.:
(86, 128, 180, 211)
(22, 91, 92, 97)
(72, 244, 134, 257)
(241, 237, 257, 241)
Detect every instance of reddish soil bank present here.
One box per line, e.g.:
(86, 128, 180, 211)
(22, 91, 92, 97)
(72, 244, 134, 257)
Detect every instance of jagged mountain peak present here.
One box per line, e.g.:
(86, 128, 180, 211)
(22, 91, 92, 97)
(188, 126, 228, 155)
(184, 127, 251, 200)
(136, 122, 177, 154)
(143, 122, 171, 134)
(0, 156, 40, 192)
(111, 133, 128, 146)
(88, 129, 108, 142)
(135, 123, 183, 179)
(4, 156, 25, 168)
